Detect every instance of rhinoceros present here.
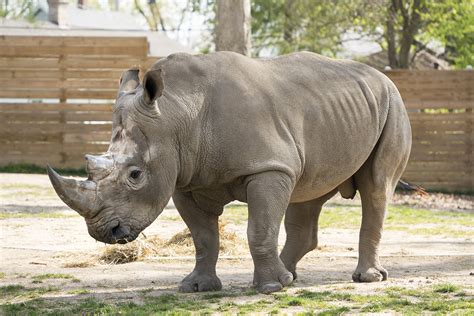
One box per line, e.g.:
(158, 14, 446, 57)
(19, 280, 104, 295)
(48, 51, 411, 294)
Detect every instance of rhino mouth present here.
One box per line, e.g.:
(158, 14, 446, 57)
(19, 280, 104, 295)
(85, 217, 139, 244)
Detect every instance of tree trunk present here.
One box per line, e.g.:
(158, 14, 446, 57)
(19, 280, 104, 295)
(215, 0, 252, 56)
(386, 0, 398, 68)
(397, 0, 423, 69)
(283, 0, 295, 45)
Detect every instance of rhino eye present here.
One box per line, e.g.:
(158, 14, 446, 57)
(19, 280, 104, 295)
(129, 169, 142, 180)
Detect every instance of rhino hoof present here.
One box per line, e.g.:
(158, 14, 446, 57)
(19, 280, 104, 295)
(178, 272, 222, 292)
(258, 282, 283, 294)
(352, 267, 388, 283)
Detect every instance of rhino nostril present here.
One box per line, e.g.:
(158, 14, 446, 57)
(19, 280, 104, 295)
(111, 221, 131, 243)
(111, 221, 121, 237)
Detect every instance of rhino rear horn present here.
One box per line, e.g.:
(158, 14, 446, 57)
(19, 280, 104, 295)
(118, 68, 140, 96)
(47, 165, 100, 218)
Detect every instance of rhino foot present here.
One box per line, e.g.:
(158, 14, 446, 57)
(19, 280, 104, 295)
(352, 266, 388, 283)
(178, 271, 222, 292)
(253, 266, 294, 294)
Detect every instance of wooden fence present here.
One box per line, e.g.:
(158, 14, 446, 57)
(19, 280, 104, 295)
(0, 35, 157, 167)
(387, 70, 473, 192)
(0, 36, 472, 192)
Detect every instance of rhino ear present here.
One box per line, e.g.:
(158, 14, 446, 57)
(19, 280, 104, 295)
(118, 68, 140, 96)
(142, 69, 164, 104)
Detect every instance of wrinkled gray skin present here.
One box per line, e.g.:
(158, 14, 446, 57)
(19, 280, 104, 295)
(48, 51, 411, 294)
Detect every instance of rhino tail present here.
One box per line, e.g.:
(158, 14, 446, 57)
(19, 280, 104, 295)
(397, 179, 428, 196)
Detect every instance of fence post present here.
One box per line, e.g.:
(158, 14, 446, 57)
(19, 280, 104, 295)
(59, 38, 67, 166)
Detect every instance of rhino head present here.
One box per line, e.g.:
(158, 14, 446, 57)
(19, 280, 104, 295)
(48, 67, 178, 244)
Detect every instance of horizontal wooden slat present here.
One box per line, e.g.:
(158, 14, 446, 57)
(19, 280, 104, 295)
(1, 46, 147, 57)
(0, 142, 108, 153)
(404, 100, 473, 110)
(0, 57, 60, 68)
(0, 89, 116, 99)
(405, 161, 471, 172)
(408, 112, 472, 120)
(0, 79, 118, 89)
(0, 103, 113, 112)
(0, 122, 112, 133)
(0, 36, 148, 48)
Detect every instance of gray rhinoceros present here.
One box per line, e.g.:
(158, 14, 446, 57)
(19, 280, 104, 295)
(48, 51, 411, 294)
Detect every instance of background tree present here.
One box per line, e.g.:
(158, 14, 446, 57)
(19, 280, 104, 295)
(251, 0, 376, 56)
(134, 0, 167, 31)
(423, 1, 473, 68)
(215, 0, 251, 56)
(0, 0, 37, 20)
(251, 0, 472, 68)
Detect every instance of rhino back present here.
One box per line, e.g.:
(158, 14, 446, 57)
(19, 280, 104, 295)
(160, 52, 399, 201)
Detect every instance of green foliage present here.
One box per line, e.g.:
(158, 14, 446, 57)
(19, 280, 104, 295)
(251, 0, 373, 56)
(0, 0, 37, 21)
(423, 1, 474, 68)
(250, 0, 472, 69)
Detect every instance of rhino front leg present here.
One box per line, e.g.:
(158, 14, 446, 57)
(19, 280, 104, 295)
(246, 171, 294, 294)
(173, 191, 222, 292)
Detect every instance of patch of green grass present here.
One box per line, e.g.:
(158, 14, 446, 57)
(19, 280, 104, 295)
(0, 212, 78, 219)
(139, 287, 154, 295)
(67, 288, 91, 295)
(1, 294, 210, 315)
(434, 283, 461, 293)
(385, 225, 474, 238)
(0, 285, 26, 296)
(15, 273, 29, 278)
(0, 164, 86, 176)
(159, 214, 182, 221)
(2, 285, 473, 315)
(201, 289, 258, 300)
(318, 306, 351, 316)
(222, 204, 473, 238)
(317, 204, 474, 238)
(0, 284, 58, 300)
(32, 274, 77, 281)
(0, 183, 57, 200)
(0, 272, 5, 279)
(217, 299, 273, 313)
(223, 204, 249, 224)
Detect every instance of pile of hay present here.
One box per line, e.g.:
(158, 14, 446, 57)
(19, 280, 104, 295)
(99, 221, 245, 264)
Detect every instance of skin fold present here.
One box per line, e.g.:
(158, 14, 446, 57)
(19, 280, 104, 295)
(48, 51, 412, 294)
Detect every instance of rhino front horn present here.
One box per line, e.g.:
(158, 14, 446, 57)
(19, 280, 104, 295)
(47, 165, 100, 218)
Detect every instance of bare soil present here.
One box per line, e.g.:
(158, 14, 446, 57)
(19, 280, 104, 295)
(1, 173, 473, 310)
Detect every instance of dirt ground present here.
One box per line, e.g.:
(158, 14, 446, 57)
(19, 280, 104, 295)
(1, 173, 473, 314)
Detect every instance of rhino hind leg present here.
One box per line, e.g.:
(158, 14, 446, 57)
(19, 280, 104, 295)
(352, 97, 411, 283)
(280, 190, 337, 279)
(173, 191, 222, 292)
